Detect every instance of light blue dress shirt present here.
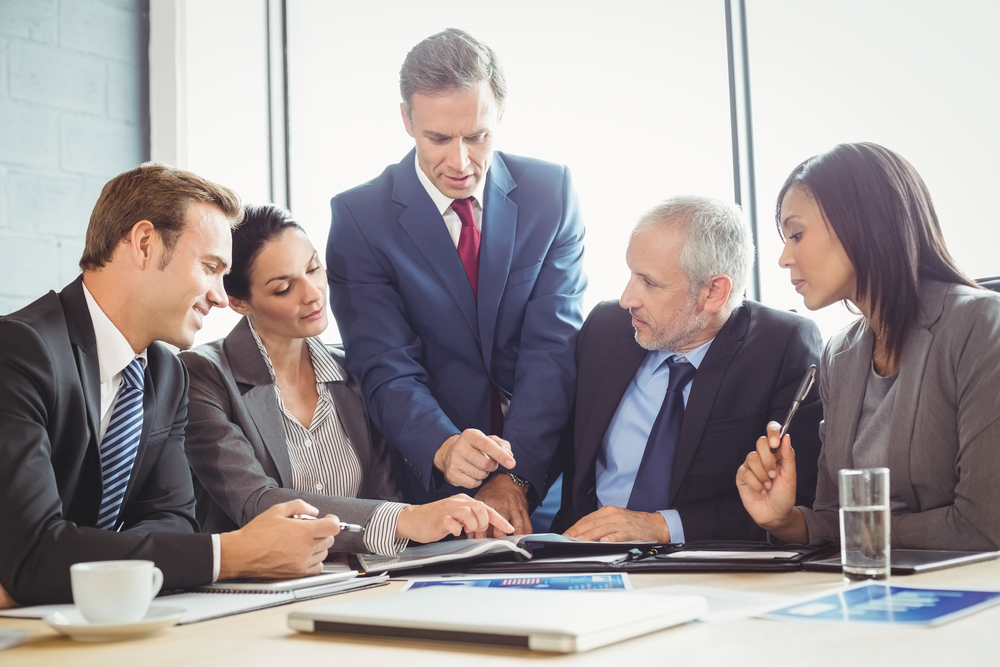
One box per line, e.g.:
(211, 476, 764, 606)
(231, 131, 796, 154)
(595, 337, 714, 542)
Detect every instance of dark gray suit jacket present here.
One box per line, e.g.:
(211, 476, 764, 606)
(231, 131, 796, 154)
(0, 277, 212, 605)
(553, 299, 823, 541)
(179, 318, 401, 552)
(802, 280, 1000, 549)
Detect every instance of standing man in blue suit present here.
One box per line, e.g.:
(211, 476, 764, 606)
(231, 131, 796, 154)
(327, 29, 587, 535)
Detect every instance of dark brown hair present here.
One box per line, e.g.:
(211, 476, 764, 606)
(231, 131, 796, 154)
(81, 162, 243, 271)
(776, 142, 976, 361)
(224, 204, 305, 301)
(400, 28, 507, 117)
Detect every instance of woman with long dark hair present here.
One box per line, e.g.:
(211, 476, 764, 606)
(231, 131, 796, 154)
(737, 142, 1000, 550)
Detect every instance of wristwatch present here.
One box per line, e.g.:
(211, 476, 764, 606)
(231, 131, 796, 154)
(507, 473, 531, 490)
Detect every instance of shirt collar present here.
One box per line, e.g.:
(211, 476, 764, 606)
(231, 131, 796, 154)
(413, 152, 489, 215)
(82, 282, 147, 383)
(642, 336, 716, 378)
(247, 319, 345, 384)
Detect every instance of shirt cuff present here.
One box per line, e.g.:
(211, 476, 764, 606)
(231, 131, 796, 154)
(362, 502, 409, 556)
(211, 534, 221, 582)
(658, 509, 685, 543)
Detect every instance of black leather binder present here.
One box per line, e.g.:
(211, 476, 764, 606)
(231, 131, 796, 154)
(458, 540, 838, 575)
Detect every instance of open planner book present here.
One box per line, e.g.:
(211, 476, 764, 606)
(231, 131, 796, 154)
(352, 533, 652, 574)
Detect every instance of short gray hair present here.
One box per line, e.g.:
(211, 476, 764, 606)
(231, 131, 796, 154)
(634, 196, 755, 313)
(400, 28, 507, 117)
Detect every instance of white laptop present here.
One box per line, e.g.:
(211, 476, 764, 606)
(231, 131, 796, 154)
(288, 587, 706, 653)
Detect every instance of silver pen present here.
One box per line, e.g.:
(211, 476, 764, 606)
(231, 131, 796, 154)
(772, 364, 817, 452)
(292, 514, 365, 533)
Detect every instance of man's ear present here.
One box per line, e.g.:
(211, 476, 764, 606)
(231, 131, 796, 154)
(228, 295, 252, 317)
(699, 274, 733, 315)
(128, 220, 157, 269)
(401, 103, 414, 138)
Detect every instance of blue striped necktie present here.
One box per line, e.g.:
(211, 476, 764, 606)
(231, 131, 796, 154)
(96, 357, 145, 530)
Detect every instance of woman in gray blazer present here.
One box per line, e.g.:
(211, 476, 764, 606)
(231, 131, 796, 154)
(737, 142, 1000, 550)
(180, 205, 511, 555)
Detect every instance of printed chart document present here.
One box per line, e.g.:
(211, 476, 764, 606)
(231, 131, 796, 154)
(401, 573, 631, 591)
(0, 573, 389, 625)
(761, 583, 1000, 626)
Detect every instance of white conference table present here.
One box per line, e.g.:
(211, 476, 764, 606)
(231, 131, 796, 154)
(2, 559, 996, 666)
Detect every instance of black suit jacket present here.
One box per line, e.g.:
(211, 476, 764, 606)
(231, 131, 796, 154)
(553, 300, 823, 541)
(0, 277, 212, 605)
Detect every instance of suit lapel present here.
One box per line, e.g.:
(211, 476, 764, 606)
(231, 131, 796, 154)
(477, 154, 517, 374)
(61, 278, 103, 519)
(575, 335, 647, 506)
(822, 322, 872, 476)
(226, 319, 294, 486)
(61, 278, 102, 456)
(393, 150, 480, 342)
(668, 305, 749, 505)
(887, 280, 948, 511)
(329, 380, 372, 475)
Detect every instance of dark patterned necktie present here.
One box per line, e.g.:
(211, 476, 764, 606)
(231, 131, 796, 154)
(626, 356, 696, 512)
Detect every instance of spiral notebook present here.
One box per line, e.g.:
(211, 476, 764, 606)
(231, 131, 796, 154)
(196, 568, 357, 592)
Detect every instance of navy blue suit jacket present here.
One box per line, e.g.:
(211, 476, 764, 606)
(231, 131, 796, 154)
(327, 150, 586, 503)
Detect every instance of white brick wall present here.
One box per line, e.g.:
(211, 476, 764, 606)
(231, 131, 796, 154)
(0, 0, 148, 313)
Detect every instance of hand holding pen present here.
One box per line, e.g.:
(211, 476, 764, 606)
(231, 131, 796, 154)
(734, 364, 817, 542)
(293, 514, 364, 533)
(772, 364, 817, 453)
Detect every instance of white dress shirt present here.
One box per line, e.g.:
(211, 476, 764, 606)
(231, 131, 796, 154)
(414, 154, 487, 247)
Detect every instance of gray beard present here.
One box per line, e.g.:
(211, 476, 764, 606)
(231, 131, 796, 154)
(632, 297, 711, 352)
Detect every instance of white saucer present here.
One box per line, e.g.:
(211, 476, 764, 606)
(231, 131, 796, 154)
(44, 606, 184, 642)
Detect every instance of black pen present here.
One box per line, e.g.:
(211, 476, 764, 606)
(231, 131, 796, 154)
(772, 364, 817, 453)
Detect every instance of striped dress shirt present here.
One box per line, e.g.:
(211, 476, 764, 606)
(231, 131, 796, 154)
(249, 322, 407, 555)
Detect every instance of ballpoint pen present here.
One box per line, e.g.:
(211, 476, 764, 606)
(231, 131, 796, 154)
(292, 514, 364, 532)
(772, 364, 817, 453)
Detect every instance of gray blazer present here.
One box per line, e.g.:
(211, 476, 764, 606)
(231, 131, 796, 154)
(801, 280, 1000, 550)
(179, 318, 402, 553)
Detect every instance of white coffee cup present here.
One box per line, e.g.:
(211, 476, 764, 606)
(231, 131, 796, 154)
(70, 560, 163, 624)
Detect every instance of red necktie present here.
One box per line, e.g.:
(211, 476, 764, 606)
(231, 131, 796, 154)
(452, 198, 480, 298)
(451, 197, 503, 436)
